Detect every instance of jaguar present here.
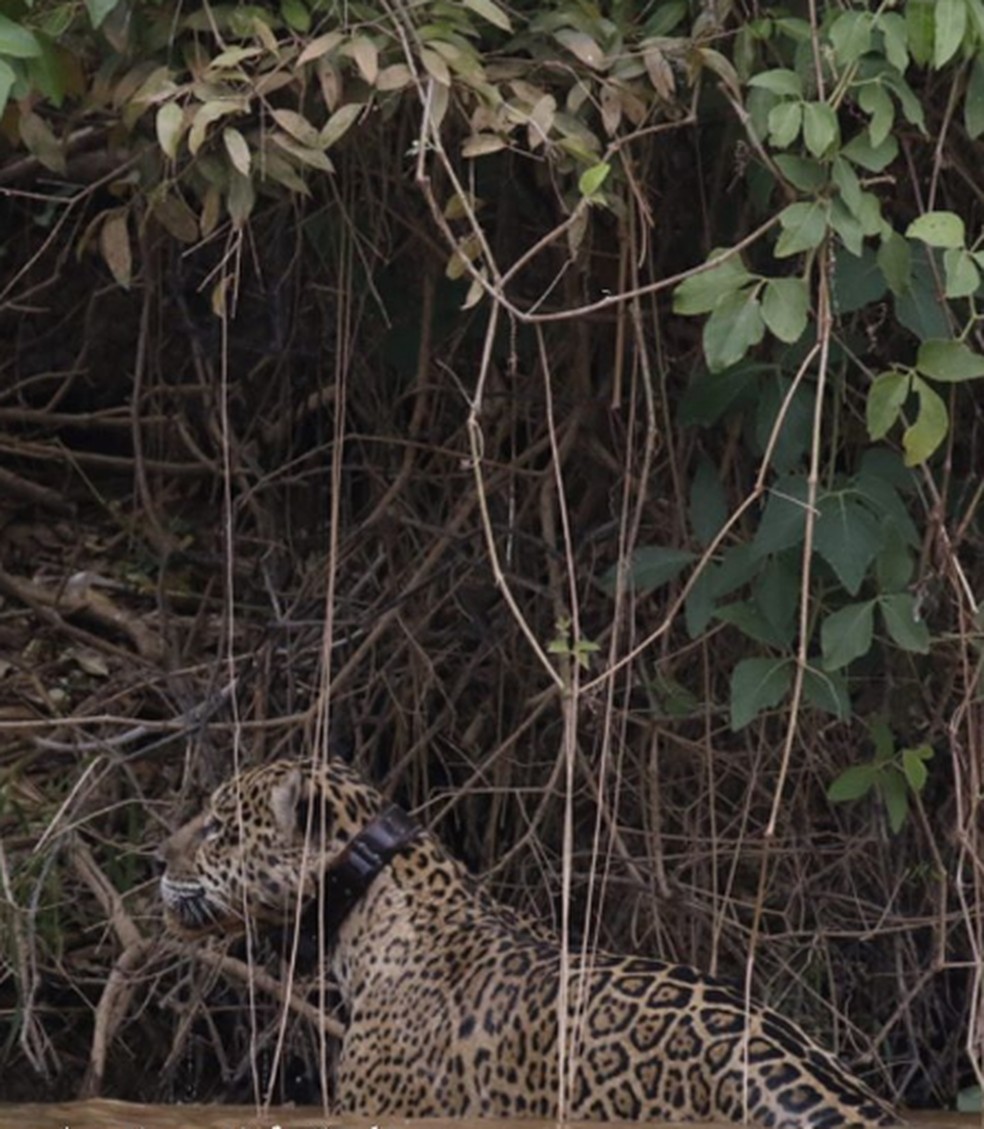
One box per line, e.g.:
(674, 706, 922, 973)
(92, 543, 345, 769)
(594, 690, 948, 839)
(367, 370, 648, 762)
(159, 758, 899, 1128)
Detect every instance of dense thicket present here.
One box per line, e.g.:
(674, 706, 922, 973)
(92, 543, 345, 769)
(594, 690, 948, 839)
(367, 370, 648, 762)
(0, 0, 981, 1112)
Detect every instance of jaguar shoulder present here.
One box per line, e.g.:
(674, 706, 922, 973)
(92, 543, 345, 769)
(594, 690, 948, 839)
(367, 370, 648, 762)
(160, 759, 899, 1129)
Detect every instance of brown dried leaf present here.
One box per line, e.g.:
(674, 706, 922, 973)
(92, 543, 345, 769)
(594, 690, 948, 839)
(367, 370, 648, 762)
(420, 47, 451, 86)
(600, 83, 621, 136)
(19, 111, 66, 173)
(272, 132, 335, 172)
(445, 234, 483, 280)
(227, 169, 255, 228)
(461, 133, 506, 158)
(270, 108, 320, 147)
(527, 93, 555, 149)
(99, 209, 132, 288)
(320, 102, 362, 149)
(156, 103, 185, 160)
(644, 46, 676, 100)
(376, 64, 413, 92)
(153, 194, 199, 243)
(316, 57, 342, 111)
(223, 126, 251, 176)
(554, 29, 606, 70)
(344, 36, 378, 85)
(298, 31, 344, 67)
(188, 100, 243, 155)
(200, 185, 222, 237)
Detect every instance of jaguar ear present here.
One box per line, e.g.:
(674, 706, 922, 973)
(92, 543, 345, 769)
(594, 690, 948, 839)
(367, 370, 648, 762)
(270, 768, 305, 837)
(269, 768, 330, 841)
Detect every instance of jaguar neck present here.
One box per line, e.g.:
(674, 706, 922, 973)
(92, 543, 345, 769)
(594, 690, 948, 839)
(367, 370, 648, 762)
(318, 804, 421, 938)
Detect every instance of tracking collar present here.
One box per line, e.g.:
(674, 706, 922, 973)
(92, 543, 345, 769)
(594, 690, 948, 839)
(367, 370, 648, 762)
(320, 804, 421, 937)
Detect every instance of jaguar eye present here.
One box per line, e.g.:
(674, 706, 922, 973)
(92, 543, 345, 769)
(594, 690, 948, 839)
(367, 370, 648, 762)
(203, 817, 223, 842)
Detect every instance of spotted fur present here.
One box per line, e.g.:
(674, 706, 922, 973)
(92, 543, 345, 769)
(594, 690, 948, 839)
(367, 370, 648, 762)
(160, 760, 898, 1128)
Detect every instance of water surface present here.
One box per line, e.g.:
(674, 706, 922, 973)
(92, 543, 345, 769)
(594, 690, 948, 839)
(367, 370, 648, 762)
(0, 1104, 977, 1129)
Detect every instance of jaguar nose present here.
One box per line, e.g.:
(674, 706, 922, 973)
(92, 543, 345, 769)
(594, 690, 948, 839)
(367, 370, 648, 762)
(158, 812, 207, 869)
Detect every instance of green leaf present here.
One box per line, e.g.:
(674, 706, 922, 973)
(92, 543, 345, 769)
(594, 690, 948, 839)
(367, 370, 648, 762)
(828, 10, 872, 66)
(755, 377, 812, 473)
(902, 376, 948, 465)
(880, 12, 910, 73)
(841, 131, 898, 172)
(462, 0, 512, 31)
(870, 715, 896, 763)
(856, 191, 886, 238)
(85, 0, 119, 27)
(901, 744, 933, 793)
(880, 769, 909, 832)
(917, 339, 984, 381)
(833, 246, 887, 313)
(730, 657, 792, 731)
(713, 542, 761, 598)
(776, 202, 830, 258)
(882, 71, 927, 131)
(877, 230, 911, 295)
(815, 494, 884, 595)
(280, 0, 310, 32)
(966, 55, 984, 139)
(689, 457, 727, 547)
(857, 83, 895, 148)
(879, 593, 931, 653)
(830, 197, 865, 257)
(645, 1, 688, 35)
(768, 100, 802, 148)
(828, 763, 878, 802)
(716, 602, 789, 648)
(775, 201, 828, 258)
(895, 246, 952, 341)
(754, 474, 809, 556)
(673, 251, 754, 315)
(774, 154, 826, 192)
(578, 161, 610, 197)
(876, 530, 915, 592)
(867, 369, 910, 441)
(600, 546, 695, 597)
(703, 288, 765, 373)
(935, 0, 967, 68)
(678, 365, 761, 426)
(944, 247, 981, 297)
(761, 277, 809, 343)
(906, 0, 935, 67)
(752, 555, 799, 642)
(832, 155, 863, 216)
(802, 667, 851, 720)
(906, 210, 966, 248)
(856, 454, 920, 543)
(821, 600, 875, 671)
(685, 567, 716, 639)
(802, 101, 839, 157)
(748, 68, 802, 97)
(0, 12, 42, 57)
(0, 57, 16, 118)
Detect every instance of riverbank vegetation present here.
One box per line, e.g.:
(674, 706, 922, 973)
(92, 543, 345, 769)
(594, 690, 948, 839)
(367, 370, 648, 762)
(0, 0, 981, 1111)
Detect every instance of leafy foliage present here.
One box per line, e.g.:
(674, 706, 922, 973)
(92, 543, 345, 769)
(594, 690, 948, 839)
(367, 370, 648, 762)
(2, 0, 983, 1105)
